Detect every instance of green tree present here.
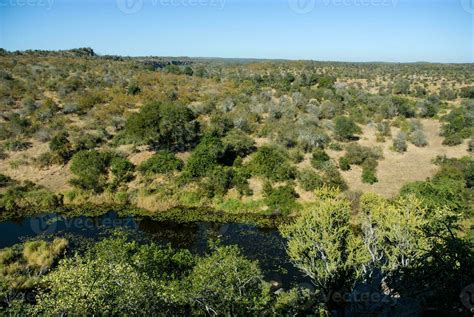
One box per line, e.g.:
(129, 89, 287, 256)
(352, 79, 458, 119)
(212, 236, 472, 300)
(188, 246, 270, 316)
(333, 116, 361, 141)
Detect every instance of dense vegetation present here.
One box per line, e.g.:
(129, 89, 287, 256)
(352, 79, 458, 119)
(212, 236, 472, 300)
(0, 48, 473, 315)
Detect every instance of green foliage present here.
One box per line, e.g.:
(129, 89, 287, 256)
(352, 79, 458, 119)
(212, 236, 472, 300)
(188, 245, 270, 316)
(49, 131, 73, 163)
(264, 184, 299, 215)
(124, 102, 199, 151)
(70, 150, 110, 192)
(138, 151, 183, 176)
(310, 148, 330, 170)
(460, 86, 474, 99)
(202, 166, 234, 198)
(441, 104, 474, 144)
(333, 116, 361, 141)
(222, 129, 256, 158)
(344, 143, 382, 165)
(297, 168, 324, 191)
(184, 135, 226, 178)
(280, 189, 360, 292)
(110, 155, 135, 184)
(338, 156, 351, 171)
(248, 146, 296, 182)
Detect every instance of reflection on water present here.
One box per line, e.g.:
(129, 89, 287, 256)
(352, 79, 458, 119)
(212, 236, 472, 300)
(0, 212, 308, 287)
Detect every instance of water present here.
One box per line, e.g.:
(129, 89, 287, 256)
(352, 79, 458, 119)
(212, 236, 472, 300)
(0, 212, 308, 287)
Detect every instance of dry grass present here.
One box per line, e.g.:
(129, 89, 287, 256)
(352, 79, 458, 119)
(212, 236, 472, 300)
(0, 139, 72, 192)
(328, 119, 469, 198)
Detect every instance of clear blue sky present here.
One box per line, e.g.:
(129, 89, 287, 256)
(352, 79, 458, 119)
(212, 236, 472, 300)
(0, 0, 472, 62)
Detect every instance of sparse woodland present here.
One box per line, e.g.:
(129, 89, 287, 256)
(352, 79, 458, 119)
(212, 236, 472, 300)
(0, 48, 473, 315)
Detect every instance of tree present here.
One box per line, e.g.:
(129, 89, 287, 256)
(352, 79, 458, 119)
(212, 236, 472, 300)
(124, 102, 199, 151)
(333, 116, 361, 141)
(138, 151, 183, 176)
(69, 150, 110, 192)
(188, 246, 270, 316)
(248, 146, 296, 182)
(280, 187, 362, 295)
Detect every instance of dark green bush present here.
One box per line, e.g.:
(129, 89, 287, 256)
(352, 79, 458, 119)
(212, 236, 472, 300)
(124, 102, 199, 151)
(333, 116, 361, 141)
(338, 156, 351, 171)
(248, 146, 296, 182)
(4, 140, 31, 152)
(344, 143, 382, 165)
(49, 131, 72, 163)
(184, 136, 226, 178)
(310, 148, 330, 170)
(264, 184, 299, 215)
(138, 151, 183, 176)
(322, 164, 348, 190)
(110, 155, 135, 183)
(70, 150, 110, 192)
(202, 166, 234, 198)
(442, 134, 463, 146)
(222, 129, 256, 158)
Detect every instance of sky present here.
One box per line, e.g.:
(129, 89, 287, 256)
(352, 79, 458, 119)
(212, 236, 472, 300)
(0, 0, 472, 63)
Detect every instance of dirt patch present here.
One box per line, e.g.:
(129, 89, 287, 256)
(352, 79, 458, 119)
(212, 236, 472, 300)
(329, 119, 469, 198)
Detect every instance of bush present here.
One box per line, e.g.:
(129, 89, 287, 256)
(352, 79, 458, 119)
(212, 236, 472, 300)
(362, 168, 378, 184)
(222, 129, 256, 158)
(409, 129, 428, 147)
(184, 135, 226, 178)
(338, 156, 351, 171)
(4, 140, 31, 152)
(333, 116, 361, 141)
(297, 168, 323, 191)
(138, 151, 183, 176)
(322, 164, 348, 190)
(310, 148, 330, 170)
(110, 156, 134, 184)
(202, 166, 234, 198)
(249, 146, 296, 182)
(393, 132, 408, 153)
(49, 131, 72, 163)
(69, 150, 110, 192)
(344, 143, 382, 165)
(264, 184, 299, 215)
(468, 138, 474, 152)
(442, 134, 463, 146)
(124, 102, 199, 151)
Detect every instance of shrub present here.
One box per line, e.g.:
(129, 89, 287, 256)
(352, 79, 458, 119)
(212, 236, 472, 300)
(361, 159, 378, 184)
(409, 129, 428, 147)
(0, 173, 12, 187)
(110, 156, 134, 183)
(184, 135, 226, 178)
(393, 132, 408, 153)
(344, 143, 382, 165)
(49, 131, 72, 162)
(4, 140, 31, 152)
(264, 184, 299, 215)
(321, 164, 348, 190)
(202, 166, 234, 198)
(442, 134, 463, 146)
(468, 137, 474, 152)
(310, 148, 330, 170)
(138, 151, 183, 176)
(249, 146, 296, 182)
(297, 168, 323, 191)
(338, 156, 351, 171)
(124, 102, 199, 151)
(127, 83, 141, 95)
(69, 150, 110, 192)
(222, 129, 256, 158)
(333, 116, 361, 141)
